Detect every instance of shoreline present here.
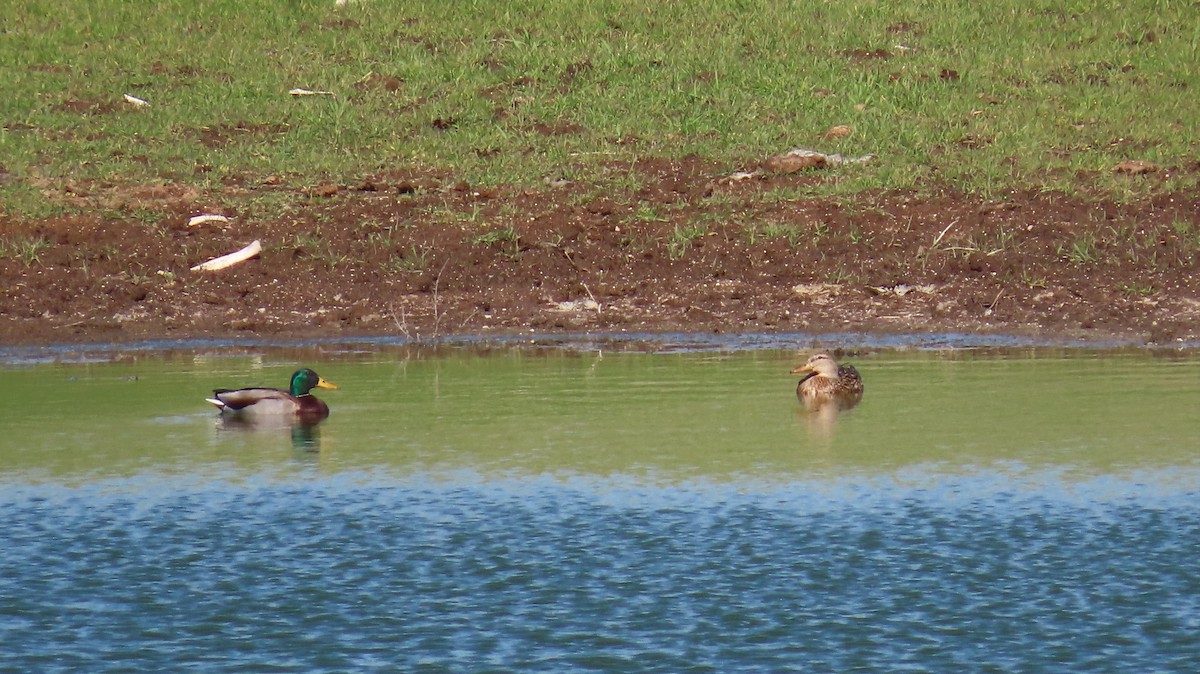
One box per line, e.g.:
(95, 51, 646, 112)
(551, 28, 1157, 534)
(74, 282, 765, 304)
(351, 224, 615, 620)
(6, 172, 1200, 354)
(1, 326, 1184, 363)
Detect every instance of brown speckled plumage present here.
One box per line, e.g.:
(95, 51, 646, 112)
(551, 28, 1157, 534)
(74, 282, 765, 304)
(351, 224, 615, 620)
(791, 353, 864, 409)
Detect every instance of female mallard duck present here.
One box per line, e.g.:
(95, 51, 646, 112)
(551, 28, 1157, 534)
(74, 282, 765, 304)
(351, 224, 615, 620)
(206, 368, 338, 423)
(791, 352, 863, 410)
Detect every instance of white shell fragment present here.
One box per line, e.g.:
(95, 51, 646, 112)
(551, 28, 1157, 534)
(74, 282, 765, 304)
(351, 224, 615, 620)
(190, 240, 262, 272)
(866, 284, 937, 297)
(550, 298, 601, 313)
(289, 88, 334, 96)
(777, 147, 875, 166)
(715, 147, 876, 187)
(123, 94, 150, 107)
(186, 214, 231, 227)
(726, 171, 760, 182)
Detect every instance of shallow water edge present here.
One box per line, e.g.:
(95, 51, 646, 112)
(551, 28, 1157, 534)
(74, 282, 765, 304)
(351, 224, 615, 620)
(0, 328, 1188, 365)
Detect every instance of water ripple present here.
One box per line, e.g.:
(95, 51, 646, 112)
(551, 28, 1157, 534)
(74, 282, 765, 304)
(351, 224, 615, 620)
(2, 470, 1198, 672)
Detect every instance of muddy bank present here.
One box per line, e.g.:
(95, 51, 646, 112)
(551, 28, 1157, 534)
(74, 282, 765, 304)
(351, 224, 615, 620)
(3, 156, 1200, 348)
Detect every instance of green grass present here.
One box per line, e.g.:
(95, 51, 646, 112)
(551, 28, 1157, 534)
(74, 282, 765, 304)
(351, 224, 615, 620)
(747, 223, 804, 248)
(1061, 232, 1100, 264)
(2, 0, 1198, 218)
(1118, 281, 1156, 296)
(666, 223, 708, 260)
(472, 225, 521, 258)
(0, 236, 50, 266)
(384, 244, 433, 274)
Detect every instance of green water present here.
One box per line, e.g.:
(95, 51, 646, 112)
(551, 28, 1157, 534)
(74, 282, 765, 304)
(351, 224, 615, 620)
(4, 346, 1198, 484)
(3, 344, 1200, 671)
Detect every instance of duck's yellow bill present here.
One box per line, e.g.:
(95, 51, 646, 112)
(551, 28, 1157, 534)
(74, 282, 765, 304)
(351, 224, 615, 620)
(316, 377, 338, 390)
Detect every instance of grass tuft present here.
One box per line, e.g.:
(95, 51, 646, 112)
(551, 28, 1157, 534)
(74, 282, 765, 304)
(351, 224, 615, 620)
(1061, 233, 1099, 265)
(472, 225, 521, 258)
(666, 223, 708, 260)
(0, 236, 51, 266)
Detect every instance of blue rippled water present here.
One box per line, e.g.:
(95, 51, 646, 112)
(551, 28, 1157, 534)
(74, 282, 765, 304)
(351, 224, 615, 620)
(3, 470, 1198, 672)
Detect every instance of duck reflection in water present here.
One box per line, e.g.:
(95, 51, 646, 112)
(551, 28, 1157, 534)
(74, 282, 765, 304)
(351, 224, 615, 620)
(215, 415, 324, 451)
(791, 352, 864, 437)
(206, 368, 338, 450)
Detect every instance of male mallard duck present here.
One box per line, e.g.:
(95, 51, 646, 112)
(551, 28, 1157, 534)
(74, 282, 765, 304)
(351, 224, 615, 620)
(791, 352, 863, 409)
(206, 368, 338, 423)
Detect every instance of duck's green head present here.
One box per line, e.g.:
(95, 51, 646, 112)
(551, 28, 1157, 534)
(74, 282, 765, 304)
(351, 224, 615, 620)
(290, 368, 338, 397)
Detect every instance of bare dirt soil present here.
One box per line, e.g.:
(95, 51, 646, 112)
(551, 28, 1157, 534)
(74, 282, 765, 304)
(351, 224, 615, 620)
(4, 156, 1200, 347)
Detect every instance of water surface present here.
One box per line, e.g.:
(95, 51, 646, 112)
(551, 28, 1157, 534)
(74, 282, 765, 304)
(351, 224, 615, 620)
(2, 346, 1198, 671)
